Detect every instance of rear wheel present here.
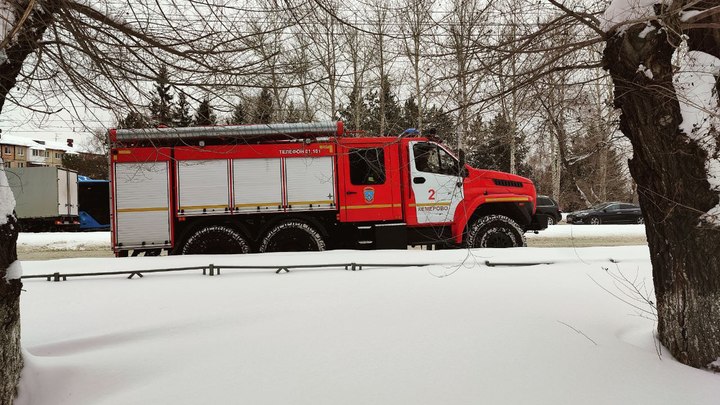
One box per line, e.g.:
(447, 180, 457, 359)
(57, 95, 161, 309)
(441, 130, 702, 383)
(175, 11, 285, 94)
(180, 225, 251, 255)
(465, 215, 526, 248)
(259, 220, 326, 253)
(547, 216, 555, 226)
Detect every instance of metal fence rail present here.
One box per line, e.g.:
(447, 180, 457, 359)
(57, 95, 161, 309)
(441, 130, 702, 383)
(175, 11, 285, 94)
(21, 262, 432, 282)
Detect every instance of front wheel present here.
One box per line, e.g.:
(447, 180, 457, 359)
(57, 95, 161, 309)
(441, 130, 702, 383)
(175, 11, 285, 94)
(636, 216, 644, 224)
(589, 217, 602, 225)
(547, 216, 555, 226)
(259, 220, 326, 253)
(179, 225, 251, 255)
(465, 215, 526, 248)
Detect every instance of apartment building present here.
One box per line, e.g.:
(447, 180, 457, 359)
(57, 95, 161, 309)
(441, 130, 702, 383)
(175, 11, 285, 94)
(0, 133, 76, 168)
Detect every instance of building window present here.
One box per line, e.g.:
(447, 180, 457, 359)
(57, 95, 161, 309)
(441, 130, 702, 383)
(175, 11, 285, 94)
(2, 146, 10, 154)
(18, 162, 25, 167)
(55, 152, 62, 159)
(3, 161, 10, 168)
(18, 148, 24, 156)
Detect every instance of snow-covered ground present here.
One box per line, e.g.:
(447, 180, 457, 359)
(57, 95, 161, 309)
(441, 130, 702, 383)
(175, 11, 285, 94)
(15, 227, 719, 404)
(16, 224, 648, 252)
(17, 232, 111, 252)
(525, 223, 646, 239)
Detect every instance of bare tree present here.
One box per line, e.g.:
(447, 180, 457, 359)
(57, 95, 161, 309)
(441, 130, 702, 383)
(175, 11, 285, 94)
(370, 2, 393, 136)
(438, 0, 492, 149)
(603, 0, 720, 369)
(341, 22, 375, 131)
(398, 0, 437, 132)
(0, 1, 291, 401)
(0, 163, 20, 405)
(301, 1, 342, 119)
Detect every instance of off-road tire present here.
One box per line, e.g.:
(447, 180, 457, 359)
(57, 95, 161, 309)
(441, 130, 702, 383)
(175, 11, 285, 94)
(180, 225, 251, 255)
(259, 220, 326, 253)
(465, 214, 526, 248)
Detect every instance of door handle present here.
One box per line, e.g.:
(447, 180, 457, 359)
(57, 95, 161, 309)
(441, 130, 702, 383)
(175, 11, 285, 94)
(346, 191, 358, 195)
(413, 177, 426, 184)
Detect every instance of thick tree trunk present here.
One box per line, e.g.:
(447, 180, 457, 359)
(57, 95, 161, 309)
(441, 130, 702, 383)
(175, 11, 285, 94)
(1, 2, 57, 402)
(0, 212, 21, 403)
(604, 19, 720, 369)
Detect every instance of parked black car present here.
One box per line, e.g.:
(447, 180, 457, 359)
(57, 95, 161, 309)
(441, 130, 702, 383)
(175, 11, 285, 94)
(535, 195, 562, 225)
(566, 202, 643, 225)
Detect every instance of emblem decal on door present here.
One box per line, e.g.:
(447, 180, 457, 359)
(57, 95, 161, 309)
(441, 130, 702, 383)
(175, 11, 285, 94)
(363, 187, 375, 203)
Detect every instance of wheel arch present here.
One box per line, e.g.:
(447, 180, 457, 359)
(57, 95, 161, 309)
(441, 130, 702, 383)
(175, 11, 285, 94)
(465, 214, 527, 248)
(452, 197, 533, 244)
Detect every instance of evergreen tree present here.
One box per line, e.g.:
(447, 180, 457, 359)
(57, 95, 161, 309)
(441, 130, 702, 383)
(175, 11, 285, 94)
(365, 75, 402, 135)
(194, 98, 216, 126)
(285, 101, 302, 123)
(400, 96, 420, 131)
(557, 124, 632, 211)
(62, 154, 109, 179)
(173, 92, 192, 127)
(421, 105, 456, 144)
(149, 65, 174, 125)
(118, 111, 149, 128)
(254, 88, 274, 124)
(466, 114, 531, 178)
(227, 98, 246, 125)
(339, 87, 370, 132)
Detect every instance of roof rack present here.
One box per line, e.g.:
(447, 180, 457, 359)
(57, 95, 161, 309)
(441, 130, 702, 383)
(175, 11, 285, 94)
(109, 121, 344, 144)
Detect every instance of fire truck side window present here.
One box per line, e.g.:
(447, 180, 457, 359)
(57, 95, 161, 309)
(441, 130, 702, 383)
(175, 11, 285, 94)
(349, 148, 386, 185)
(414, 143, 458, 176)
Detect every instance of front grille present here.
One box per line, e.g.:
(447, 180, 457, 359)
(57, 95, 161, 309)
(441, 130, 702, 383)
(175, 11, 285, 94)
(493, 179, 524, 188)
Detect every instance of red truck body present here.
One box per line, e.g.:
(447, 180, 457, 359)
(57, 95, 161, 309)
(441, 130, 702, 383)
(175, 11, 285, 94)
(108, 121, 545, 256)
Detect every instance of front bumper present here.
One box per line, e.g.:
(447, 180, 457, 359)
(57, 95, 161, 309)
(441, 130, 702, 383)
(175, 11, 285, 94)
(566, 215, 587, 224)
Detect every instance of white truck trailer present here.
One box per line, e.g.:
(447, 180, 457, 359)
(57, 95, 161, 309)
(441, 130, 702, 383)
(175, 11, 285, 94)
(6, 166, 80, 231)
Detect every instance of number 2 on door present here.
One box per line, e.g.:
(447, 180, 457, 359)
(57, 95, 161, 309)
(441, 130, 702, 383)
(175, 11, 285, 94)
(428, 188, 435, 200)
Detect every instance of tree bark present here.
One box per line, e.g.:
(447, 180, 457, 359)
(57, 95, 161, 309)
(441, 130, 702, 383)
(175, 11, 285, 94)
(0, 211, 21, 404)
(604, 16, 720, 369)
(1, 2, 57, 401)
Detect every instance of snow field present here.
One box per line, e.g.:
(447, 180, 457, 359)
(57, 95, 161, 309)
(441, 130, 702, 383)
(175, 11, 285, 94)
(16, 246, 720, 405)
(16, 224, 648, 253)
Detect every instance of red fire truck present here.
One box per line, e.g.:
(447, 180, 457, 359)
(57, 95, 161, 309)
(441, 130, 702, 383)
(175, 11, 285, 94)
(108, 121, 546, 257)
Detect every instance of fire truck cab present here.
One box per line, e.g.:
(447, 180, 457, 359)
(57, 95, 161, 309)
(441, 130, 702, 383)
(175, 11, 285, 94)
(109, 121, 546, 256)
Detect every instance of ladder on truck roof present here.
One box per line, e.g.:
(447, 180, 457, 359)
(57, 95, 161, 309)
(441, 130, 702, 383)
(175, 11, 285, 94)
(109, 121, 345, 144)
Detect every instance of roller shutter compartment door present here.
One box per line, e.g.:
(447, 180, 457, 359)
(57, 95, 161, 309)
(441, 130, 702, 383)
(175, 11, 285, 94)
(114, 162, 171, 248)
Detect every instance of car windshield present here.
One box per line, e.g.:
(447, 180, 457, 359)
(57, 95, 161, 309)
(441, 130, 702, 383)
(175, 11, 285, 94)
(590, 203, 611, 210)
(537, 197, 553, 206)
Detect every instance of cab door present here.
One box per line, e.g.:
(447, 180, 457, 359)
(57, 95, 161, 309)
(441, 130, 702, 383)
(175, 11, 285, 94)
(407, 141, 463, 224)
(338, 143, 402, 222)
